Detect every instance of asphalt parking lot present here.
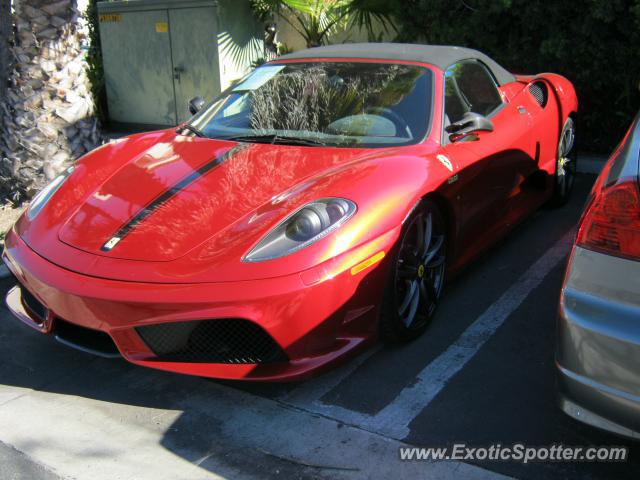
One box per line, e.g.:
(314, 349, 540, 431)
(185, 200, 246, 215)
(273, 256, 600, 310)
(0, 169, 637, 480)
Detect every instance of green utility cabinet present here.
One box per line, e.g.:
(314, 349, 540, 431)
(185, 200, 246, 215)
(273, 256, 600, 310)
(97, 0, 261, 128)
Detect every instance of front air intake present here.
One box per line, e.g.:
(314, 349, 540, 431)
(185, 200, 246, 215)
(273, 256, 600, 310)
(529, 82, 548, 107)
(136, 319, 288, 364)
(19, 284, 47, 321)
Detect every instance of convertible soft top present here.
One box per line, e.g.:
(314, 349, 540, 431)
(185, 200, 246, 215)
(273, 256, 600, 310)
(279, 43, 516, 86)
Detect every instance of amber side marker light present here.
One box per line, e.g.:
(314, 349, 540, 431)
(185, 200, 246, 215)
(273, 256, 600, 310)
(350, 251, 385, 276)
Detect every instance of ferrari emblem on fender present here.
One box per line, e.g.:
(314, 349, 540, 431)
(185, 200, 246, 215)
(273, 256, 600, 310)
(436, 154, 453, 172)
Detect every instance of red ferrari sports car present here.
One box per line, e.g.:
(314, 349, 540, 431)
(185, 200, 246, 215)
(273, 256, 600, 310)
(3, 44, 577, 381)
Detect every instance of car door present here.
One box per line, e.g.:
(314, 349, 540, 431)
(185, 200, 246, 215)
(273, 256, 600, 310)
(440, 60, 537, 263)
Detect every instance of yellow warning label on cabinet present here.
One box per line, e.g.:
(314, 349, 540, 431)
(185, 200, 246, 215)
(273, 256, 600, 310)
(99, 13, 122, 23)
(155, 22, 169, 33)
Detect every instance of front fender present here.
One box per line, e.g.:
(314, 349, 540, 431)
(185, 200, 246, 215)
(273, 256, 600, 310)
(182, 151, 451, 282)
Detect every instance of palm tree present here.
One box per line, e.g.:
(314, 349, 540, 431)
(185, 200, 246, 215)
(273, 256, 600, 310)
(0, 0, 100, 203)
(250, 0, 396, 48)
(0, 0, 11, 100)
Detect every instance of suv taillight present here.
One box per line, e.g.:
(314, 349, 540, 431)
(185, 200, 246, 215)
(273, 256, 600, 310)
(576, 178, 640, 261)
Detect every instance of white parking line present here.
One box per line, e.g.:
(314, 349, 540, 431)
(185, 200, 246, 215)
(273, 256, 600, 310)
(577, 154, 606, 174)
(286, 230, 575, 439)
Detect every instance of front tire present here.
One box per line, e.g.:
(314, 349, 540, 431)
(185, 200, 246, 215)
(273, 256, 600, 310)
(550, 117, 577, 206)
(380, 199, 446, 342)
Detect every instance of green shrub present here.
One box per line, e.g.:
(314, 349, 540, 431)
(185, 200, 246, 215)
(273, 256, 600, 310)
(394, 0, 640, 153)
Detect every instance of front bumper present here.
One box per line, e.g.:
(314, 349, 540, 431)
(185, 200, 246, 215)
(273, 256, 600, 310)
(3, 227, 397, 381)
(556, 246, 640, 438)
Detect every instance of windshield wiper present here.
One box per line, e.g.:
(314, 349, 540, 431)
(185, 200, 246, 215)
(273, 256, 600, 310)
(223, 133, 326, 146)
(177, 124, 205, 138)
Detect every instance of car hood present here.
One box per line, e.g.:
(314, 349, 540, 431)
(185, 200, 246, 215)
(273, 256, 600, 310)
(16, 130, 437, 282)
(57, 138, 259, 262)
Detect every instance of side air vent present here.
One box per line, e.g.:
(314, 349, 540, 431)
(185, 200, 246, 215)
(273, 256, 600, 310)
(529, 82, 548, 107)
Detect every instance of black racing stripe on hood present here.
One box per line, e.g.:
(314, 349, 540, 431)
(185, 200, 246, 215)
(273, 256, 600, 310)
(100, 144, 248, 252)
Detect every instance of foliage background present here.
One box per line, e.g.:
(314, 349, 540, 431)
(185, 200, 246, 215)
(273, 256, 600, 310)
(392, 0, 640, 153)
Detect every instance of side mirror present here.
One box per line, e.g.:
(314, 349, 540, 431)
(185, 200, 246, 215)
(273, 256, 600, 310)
(188, 96, 205, 115)
(446, 112, 493, 141)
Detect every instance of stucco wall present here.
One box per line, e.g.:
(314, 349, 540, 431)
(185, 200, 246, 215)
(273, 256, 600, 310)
(274, 13, 395, 52)
(216, 0, 262, 90)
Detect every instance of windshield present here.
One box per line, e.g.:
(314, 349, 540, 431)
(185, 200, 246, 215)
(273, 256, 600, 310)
(188, 62, 433, 148)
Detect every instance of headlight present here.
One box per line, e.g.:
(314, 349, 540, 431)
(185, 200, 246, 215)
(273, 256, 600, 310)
(243, 198, 357, 262)
(27, 166, 75, 220)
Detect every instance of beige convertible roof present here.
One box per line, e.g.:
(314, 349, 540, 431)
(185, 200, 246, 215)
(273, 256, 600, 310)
(279, 43, 516, 86)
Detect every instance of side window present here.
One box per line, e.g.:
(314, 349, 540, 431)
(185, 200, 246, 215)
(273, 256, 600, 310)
(444, 69, 469, 125)
(444, 61, 503, 124)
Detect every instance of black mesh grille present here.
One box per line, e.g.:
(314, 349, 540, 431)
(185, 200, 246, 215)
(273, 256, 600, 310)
(135, 319, 288, 364)
(529, 82, 548, 107)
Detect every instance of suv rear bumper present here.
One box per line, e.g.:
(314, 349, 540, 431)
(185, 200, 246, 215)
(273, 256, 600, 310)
(556, 246, 640, 437)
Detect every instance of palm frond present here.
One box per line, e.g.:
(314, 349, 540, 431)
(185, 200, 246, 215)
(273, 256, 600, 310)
(346, 0, 397, 39)
(249, 0, 283, 19)
(217, 31, 263, 73)
(249, 0, 397, 48)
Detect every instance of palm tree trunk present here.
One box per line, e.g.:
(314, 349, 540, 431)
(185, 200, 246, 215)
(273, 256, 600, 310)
(0, 0, 11, 100)
(0, 0, 100, 203)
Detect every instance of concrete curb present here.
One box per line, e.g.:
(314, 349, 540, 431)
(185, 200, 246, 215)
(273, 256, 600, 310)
(0, 370, 512, 480)
(0, 441, 61, 480)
